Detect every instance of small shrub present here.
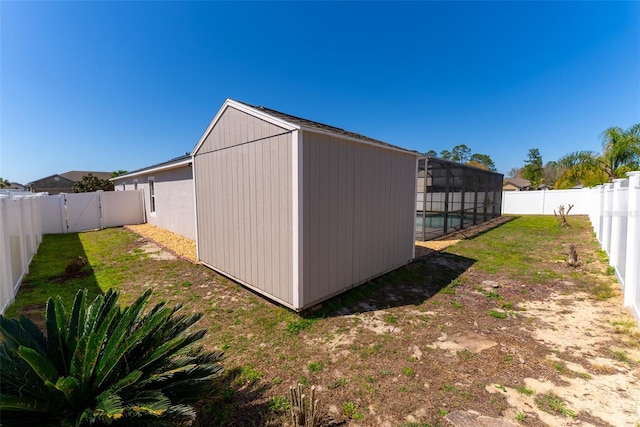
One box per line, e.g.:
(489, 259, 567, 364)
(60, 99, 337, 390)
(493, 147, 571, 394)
(402, 366, 415, 376)
(343, 401, 363, 420)
(0, 288, 224, 426)
(236, 366, 262, 384)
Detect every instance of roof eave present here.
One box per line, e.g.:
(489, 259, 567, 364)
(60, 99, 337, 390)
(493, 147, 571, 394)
(110, 158, 192, 181)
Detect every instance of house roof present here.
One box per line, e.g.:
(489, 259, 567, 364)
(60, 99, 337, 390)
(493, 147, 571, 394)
(111, 154, 192, 181)
(59, 171, 113, 181)
(193, 99, 420, 157)
(503, 177, 531, 188)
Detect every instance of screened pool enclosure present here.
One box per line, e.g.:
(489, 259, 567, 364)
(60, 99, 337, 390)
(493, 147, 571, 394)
(416, 157, 503, 241)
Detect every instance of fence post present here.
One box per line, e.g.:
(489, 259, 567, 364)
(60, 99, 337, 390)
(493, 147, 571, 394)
(624, 172, 640, 308)
(602, 183, 614, 255)
(610, 178, 629, 286)
(597, 185, 605, 243)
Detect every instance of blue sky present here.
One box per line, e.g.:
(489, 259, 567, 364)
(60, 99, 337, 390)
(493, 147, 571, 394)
(1, 1, 638, 184)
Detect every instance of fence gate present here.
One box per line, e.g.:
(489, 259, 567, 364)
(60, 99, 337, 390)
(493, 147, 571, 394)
(64, 192, 101, 232)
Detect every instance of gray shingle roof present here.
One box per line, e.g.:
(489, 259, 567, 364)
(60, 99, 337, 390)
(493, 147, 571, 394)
(236, 101, 420, 156)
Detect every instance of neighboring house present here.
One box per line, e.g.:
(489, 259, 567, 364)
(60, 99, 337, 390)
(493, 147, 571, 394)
(192, 99, 419, 311)
(28, 171, 112, 194)
(110, 154, 195, 240)
(8, 182, 26, 191)
(503, 177, 532, 191)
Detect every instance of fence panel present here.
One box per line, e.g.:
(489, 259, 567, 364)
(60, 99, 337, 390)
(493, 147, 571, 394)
(610, 179, 629, 284)
(101, 190, 145, 228)
(625, 173, 640, 310)
(64, 192, 101, 232)
(501, 189, 592, 215)
(40, 195, 66, 234)
(0, 195, 43, 314)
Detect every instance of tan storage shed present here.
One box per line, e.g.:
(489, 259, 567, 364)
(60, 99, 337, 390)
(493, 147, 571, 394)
(192, 99, 419, 311)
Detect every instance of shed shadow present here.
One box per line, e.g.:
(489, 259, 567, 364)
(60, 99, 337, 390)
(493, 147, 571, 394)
(307, 251, 476, 319)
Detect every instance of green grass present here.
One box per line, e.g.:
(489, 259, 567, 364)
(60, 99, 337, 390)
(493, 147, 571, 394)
(488, 310, 508, 319)
(286, 317, 315, 335)
(516, 385, 534, 396)
(267, 395, 290, 412)
(4, 233, 110, 318)
(4, 216, 617, 425)
(535, 392, 577, 418)
(307, 361, 323, 372)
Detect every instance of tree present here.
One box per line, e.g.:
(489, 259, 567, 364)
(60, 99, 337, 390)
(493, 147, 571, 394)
(450, 144, 472, 163)
(555, 150, 607, 188)
(468, 153, 497, 171)
(554, 123, 640, 188)
(601, 124, 640, 179)
(0, 177, 10, 189)
(424, 150, 437, 157)
(72, 173, 114, 192)
(439, 149, 452, 160)
(110, 170, 128, 178)
(542, 161, 561, 188)
(507, 167, 523, 178)
(522, 148, 543, 187)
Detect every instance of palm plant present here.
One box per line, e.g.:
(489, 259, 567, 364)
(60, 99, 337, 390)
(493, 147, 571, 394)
(0, 288, 224, 426)
(555, 124, 640, 188)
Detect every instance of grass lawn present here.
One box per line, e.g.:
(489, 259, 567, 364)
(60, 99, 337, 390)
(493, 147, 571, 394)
(6, 215, 636, 426)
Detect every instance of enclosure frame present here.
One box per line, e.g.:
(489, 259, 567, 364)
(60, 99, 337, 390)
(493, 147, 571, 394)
(416, 156, 503, 241)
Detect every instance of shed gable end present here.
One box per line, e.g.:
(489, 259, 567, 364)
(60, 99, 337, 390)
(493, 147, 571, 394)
(195, 106, 291, 155)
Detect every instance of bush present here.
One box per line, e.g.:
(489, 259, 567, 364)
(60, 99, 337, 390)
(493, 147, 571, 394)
(0, 288, 224, 426)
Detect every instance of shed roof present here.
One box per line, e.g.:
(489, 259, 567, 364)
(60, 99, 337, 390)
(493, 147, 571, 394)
(193, 99, 420, 157)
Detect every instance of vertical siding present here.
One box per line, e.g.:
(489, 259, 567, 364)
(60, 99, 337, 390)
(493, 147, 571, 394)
(194, 107, 293, 306)
(302, 132, 416, 308)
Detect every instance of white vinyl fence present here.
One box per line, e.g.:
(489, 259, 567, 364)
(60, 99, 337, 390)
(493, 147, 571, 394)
(503, 172, 640, 325)
(502, 188, 593, 215)
(0, 190, 146, 314)
(0, 193, 43, 314)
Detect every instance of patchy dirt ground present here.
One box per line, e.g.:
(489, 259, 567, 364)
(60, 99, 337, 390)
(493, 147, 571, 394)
(88, 218, 640, 425)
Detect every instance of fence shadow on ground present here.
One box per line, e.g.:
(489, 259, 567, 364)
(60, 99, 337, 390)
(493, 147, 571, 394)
(7, 233, 103, 328)
(307, 251, 476, 319)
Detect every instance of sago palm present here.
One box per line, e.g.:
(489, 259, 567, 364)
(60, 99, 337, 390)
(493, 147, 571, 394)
(0, 288, 224, 426)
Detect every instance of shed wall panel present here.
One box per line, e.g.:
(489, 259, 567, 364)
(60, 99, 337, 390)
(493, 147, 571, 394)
(194, 108, 293, 306)
(301, 132, 416, 308)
